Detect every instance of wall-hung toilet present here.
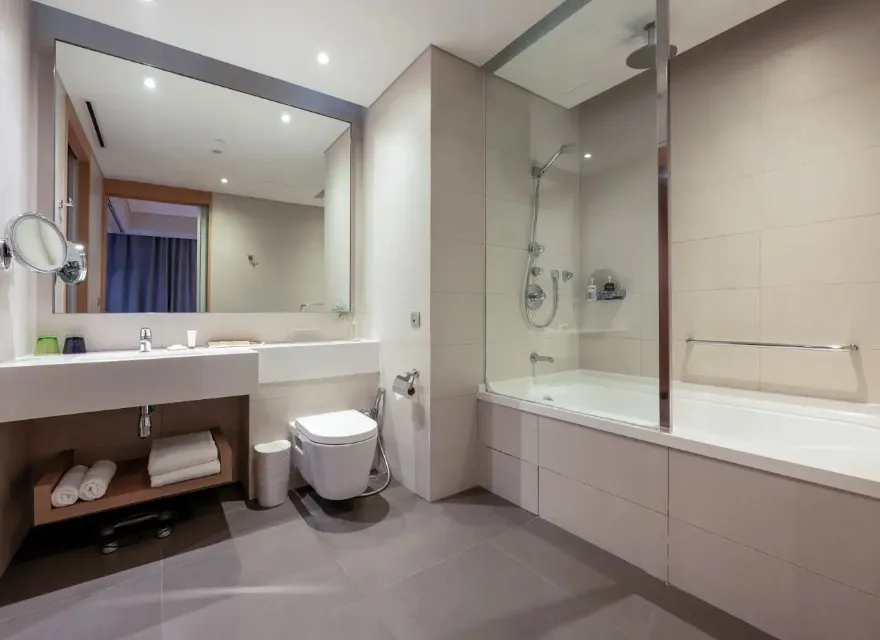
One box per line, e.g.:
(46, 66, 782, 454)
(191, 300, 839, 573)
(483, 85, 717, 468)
(289, 410, 378, 500)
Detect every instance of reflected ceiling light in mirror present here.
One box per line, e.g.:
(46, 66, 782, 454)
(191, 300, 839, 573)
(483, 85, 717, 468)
(583, 153, 592, 159)
(281, 113, 291, 124)
(220, 178, 228, 184)
(143, 77, 156, 89)
(317, 52, 330, 66)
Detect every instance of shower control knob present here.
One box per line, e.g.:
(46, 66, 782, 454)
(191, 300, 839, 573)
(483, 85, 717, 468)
(531, 267, 544, 276)
(527, 290, 546, 302)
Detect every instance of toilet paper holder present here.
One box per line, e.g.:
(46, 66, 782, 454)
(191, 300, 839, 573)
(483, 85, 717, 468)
(392, 369, 420, 397)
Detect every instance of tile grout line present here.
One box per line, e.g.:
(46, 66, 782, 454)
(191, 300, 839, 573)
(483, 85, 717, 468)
(670, 516, 880, 601)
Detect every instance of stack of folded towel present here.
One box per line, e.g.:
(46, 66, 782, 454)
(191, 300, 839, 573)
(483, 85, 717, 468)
(149, 431, 220, 488)
(51, 460, 117, 508)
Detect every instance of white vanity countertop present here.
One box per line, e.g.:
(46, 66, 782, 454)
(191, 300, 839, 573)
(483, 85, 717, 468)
(0, 339, 380, 424)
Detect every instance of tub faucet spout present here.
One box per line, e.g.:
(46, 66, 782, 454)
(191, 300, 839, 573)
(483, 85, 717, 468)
(530, 352, 555, 364)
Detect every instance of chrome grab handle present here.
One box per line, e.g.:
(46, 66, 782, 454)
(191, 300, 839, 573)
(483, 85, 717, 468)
(686, 338, 858, 352)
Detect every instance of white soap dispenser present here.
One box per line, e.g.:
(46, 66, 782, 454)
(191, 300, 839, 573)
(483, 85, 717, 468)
(586, 278, 597, 301)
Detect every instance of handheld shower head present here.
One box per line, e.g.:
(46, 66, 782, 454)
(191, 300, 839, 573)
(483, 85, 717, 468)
(533, 143, 576, 178)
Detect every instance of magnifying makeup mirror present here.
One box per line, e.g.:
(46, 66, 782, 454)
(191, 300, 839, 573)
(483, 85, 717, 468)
(57, 242, 87, 285)
(0, 213, 71, 274)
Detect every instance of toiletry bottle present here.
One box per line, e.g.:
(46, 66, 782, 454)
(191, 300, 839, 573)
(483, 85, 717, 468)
(586, 278, 597, 301)
(604, 277, 616, 298)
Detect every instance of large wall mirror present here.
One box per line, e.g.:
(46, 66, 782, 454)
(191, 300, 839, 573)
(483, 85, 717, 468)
(53, 42, 352, 314)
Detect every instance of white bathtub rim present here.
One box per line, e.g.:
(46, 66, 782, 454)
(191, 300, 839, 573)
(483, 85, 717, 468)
(478, 389, 880, 502)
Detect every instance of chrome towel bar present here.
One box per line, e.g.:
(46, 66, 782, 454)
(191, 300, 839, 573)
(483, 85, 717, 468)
(685, 338, 858, 352)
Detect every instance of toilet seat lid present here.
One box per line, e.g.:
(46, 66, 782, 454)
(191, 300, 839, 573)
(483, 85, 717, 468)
(292, 410, 377, 445)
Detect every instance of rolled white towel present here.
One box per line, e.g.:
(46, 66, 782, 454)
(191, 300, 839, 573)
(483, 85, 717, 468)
(150, 460, 221, 488)
(78, 460, 117, 501)
(51, 465, 88, 508)
(148, 431, 218, 477)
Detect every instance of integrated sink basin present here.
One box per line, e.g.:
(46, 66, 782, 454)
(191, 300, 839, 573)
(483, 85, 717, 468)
(0, 340, 379, 424)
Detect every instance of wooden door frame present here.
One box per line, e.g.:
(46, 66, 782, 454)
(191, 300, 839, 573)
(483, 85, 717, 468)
(100, 180, 212, 312)
(65, 97, 92, 313)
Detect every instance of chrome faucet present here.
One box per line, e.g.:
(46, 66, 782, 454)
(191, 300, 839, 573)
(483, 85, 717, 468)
(530, 352, 555, 364)
(139, 327, 152, 353)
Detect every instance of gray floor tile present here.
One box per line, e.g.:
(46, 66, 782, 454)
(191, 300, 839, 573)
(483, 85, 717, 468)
(296, 487, 535, 595)
(162, 561, 360, 640)
(162, 520, 333, 621)
(0, 570, 162, 640)
(367, 541, 586, 640)
(491, 517, 623, 595)
(0, 485, 777, 640)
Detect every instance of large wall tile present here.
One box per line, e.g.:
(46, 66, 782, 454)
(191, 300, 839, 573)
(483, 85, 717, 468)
(485, 293, 528, 345)
(759, 147, 880, 230)
(478, 401, 538, 463)
(486, 148, 532, 205)
(432, 133, 485, 196)
(430, 49, 485, 145)
(539, 417, 668, 513)
(485, 340, 532, 382)
(670, 451, 880, 598)
(761, 283, 880, 350)
(760, 80, 880, 171)
(669, 518, 880, 640)
(432, 187, 485, 245)
(671, 233, 760, 292)
(432, 344, 483, 401)
(758, 347, 880, 403)
(485, 449, 538, 514)
(431, 240, 485, 294)
(431, 293, 484, 346)
(579, 335, 642, 375)
(671, 176, 763, 243)
(539, 469, 667, 581)
(760, 215, 880, 287)
(672, 119, 764, 192)
(430, 395, 480, 500)
(486, 245, 527, 294)
(673, 341, 759, 389)
(672, 289, 760, 343)
(486, 197, 530, 249)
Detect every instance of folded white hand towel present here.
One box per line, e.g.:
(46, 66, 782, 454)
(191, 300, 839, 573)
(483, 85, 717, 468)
(148, 431, 218, 477)
(51, 465, 88, 508)
(78, 460, 117, 501)
(150, 460, 221, 488)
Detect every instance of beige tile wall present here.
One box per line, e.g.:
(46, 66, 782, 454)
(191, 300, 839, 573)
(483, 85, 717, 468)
(0, 0, 38, 578)
(429, 49, 486, 501)
(578, 74, 658, 379)
(362, 50, 433, 497)
(485, 76, 580, 384)
(578, 0, 880, 401)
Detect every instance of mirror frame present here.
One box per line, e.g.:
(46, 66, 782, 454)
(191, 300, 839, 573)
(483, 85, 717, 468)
(35, 2, 365, 314)
(0, 212, 70, 273)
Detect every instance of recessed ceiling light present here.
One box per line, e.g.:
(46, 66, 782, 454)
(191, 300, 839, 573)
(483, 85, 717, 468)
(281, 113, 291, 124)
(583, 153, 592, 159)
(143, 77, 156, 89)
(317, 52, 330, 66)
(220, 178, 228, 184)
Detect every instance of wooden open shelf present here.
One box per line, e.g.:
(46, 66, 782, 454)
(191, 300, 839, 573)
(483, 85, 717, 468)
(33, 428, 234, 525)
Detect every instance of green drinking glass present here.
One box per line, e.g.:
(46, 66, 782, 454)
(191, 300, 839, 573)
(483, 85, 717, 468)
(35, 336, 60, 356)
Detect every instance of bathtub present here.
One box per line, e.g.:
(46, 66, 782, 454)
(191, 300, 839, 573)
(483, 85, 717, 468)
(482, 369, 880, 500)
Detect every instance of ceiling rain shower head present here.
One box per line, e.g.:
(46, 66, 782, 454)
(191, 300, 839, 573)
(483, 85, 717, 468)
(626, 21, 678, 70)
(534, 143, 576, 178)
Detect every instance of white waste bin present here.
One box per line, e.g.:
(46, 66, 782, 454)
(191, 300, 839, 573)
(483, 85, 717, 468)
(254, 440, 292, 508)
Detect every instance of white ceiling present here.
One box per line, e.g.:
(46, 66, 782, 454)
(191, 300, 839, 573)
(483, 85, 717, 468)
(57, 42, 350, 205)
(497, 0, 788, 108)
(38, 0, 566, 107)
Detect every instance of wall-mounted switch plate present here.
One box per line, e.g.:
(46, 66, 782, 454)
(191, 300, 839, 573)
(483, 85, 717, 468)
(410, 311, 421, 328)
